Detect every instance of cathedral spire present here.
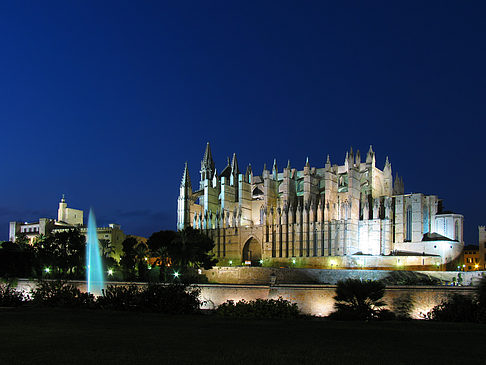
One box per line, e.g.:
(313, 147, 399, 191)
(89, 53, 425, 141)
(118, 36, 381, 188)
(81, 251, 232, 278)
(287, 160, 291, 169)
(305, 157, 310, 168)
(231, 153, 240, 175)
(384, 156, 391, 173)
(245, 164, 252, 183)
(181, 162, 191, 189)
(366, 145, 375, 165)
(200, 142, 215, 181)
(272, 159, 278, 180)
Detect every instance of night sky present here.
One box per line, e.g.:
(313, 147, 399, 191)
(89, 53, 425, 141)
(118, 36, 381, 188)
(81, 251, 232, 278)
(1, 2, 485, 244)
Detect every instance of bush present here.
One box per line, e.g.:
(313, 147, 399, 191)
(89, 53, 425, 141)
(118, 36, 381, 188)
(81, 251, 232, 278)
(97, 285, 142, 311)
(392, 293, 414, 320)
(98, 284, 201, 314)
(139, 284, 201, 314)
(0, 283, 29, 307)
(329, 279, 388, 321)
(32, 280, 95, 308)
(426, 293, 479, 322)
(381, 271, 441, 286)
(216, 297, 300, 319)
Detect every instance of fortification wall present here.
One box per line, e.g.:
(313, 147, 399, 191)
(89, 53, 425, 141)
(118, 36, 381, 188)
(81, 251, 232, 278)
(197, 284, 476, 319)
(13, 278, 479, 319)
(203, 267, 486, 286)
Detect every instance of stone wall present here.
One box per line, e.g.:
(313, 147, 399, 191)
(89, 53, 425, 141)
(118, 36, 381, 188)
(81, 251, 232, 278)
(13, 279, 478, 319)
(197, 284, 476, 319)
(203, 267, 486, 286)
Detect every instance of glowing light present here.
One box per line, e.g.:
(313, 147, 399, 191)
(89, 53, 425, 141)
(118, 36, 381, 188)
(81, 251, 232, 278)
(229, 260, 233, 265)
(173, 271, 180, 278)
(107, 269, 113, 276)
(475, 264, 479, 269)
(44, 267, 50, 273)
(259, 259, 264, 264)
(198, 269, 202, 275)
(292, 259, 296, 264)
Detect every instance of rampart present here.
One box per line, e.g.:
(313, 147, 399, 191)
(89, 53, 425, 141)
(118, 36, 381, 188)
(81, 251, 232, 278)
(13, 278, 480, 319)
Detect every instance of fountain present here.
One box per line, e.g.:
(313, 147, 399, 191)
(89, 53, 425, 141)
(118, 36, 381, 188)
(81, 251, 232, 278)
(86, 209, 105, 295)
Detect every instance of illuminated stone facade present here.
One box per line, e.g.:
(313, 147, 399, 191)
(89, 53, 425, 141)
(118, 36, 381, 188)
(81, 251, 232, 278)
(177, 143, 464, 269)
(479, 226, 486, 270)
(9, 197, 126, 260)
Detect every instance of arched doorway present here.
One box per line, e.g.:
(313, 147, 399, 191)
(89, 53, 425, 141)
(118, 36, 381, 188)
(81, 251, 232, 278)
(242, 237, 262, 265)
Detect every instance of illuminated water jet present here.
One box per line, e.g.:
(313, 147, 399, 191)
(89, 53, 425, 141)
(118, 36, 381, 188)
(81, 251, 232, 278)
(86, 209, 104, 295)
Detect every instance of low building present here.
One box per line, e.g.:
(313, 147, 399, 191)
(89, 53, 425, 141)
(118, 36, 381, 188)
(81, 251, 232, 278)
(8, 196, 125, 261)
(479, 226, 486, 270)
(462, 244, 480, 271)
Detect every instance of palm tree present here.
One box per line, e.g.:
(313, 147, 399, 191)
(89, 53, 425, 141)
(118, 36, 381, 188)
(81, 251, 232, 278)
(332, 279, 386, 320)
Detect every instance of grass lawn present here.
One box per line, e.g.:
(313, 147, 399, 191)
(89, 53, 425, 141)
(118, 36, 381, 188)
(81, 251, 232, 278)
(0, 308, 485, 365)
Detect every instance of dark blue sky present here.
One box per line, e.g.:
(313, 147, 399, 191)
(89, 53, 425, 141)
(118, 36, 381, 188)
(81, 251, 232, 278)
(1, 1, 485, 244)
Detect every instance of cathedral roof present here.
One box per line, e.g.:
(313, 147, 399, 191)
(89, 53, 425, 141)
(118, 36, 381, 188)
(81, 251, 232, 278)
(422, 232, 454, 242)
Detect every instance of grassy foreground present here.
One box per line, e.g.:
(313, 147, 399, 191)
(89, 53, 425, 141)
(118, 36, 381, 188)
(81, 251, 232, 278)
(0, 308, 485, 365)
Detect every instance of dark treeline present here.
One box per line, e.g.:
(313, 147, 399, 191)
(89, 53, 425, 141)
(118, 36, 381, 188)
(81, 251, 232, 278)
(0, 227, 216, 283)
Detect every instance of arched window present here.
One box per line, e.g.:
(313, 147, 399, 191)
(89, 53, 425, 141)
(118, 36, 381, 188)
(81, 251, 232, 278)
(423, 205, 429, 234)
(406, 205, 412, 241)
(454, 221, 459, 241)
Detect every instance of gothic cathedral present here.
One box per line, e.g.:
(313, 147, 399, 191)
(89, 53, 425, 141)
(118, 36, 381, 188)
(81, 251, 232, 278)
(177, 143, 463, 269)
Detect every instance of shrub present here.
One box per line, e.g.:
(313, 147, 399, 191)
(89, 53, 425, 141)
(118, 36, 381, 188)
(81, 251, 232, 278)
(381, 271, 441, 286)
(97, 285, 142, 311)
(97, 284, 201, 314)
(32, 280, 95, 308)
(0, 283, 29, 307)
(391, 293, 414, 320)
(329, 279, 388, 321)
(426, 293, 479, 322)
(216, 297, 300, 319)
(139, 284, 201, 314)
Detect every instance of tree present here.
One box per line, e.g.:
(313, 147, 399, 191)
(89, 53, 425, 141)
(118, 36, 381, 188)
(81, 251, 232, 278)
(147, 231, 178, 281)
(134, 242, 149, 281)
(15, 232, 29, 246)
(330, 279, 388, 320)
(0, 241, 36, 277)
(170, 227, 217, 271)
(35, 229, 85, 278)
(120, 237, 138, 281)
(99, 239, 115, 260)
(147, 228, 216, 282)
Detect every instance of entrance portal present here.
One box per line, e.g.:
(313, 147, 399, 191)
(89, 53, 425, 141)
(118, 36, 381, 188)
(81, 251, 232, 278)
(242, 237, 262, 265)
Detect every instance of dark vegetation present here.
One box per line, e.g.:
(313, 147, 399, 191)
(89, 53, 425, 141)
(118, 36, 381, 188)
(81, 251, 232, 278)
(328, 278, 395, 320)
(380, 270, 442, 286)
(216, 298, 300, 319)
(2, 280, 202, 314)
(426, 278, 486, 323)
(0, 227, 215, 283)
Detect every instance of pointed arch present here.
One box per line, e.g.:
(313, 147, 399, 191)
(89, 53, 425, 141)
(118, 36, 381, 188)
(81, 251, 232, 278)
(242, 237, 262, 264)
